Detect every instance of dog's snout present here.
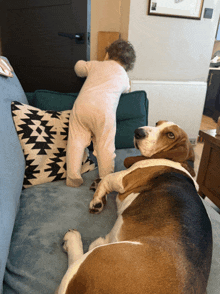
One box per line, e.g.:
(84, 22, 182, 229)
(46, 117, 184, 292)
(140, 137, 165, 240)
(134, 128, 146, 139)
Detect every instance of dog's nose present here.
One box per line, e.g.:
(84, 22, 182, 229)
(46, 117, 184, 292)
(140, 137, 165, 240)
(134, 128, 146, 139)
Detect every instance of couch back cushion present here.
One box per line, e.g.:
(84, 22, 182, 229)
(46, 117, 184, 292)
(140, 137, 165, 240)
(26, 90, 148, 149)
(0, 57, 28, 291)
(116, 91, 148, 149)
(27, 90, 78, 111)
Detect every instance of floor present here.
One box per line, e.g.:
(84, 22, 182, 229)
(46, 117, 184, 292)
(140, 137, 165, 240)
(199, 115, 217, 131)
(194, 115, 219, 213)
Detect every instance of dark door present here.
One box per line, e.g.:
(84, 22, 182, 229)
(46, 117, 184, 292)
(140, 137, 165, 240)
(1, 0, 90, 92)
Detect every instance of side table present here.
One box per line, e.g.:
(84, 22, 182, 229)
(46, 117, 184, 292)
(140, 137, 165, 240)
(197, 129, 220, 209)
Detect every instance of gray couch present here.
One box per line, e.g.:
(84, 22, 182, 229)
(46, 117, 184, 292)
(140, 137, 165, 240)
(0, 57, 220, 293)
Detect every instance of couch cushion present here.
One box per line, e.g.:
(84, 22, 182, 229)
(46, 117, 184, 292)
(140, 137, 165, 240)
(25, 92, 35, 106)
(116, 117, 146, 149)
(26, 90, 149, 149)
(3, 148, 140, 294)
(3, 148, 220, 294)
(117, 91, 148, 121)
(11, 101, 96, 189)
(31, 90, 78, 111)
(0, 57, 28, 292)
(116, 91, 148, 149)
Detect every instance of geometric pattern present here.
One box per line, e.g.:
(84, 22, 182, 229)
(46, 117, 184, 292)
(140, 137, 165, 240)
(11, 101, 96, 189)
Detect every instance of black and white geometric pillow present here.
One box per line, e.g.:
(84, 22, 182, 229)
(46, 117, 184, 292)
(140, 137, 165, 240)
(11, 101, 96, 189)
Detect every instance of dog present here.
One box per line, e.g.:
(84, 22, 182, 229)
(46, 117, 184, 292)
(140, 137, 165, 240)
(57, 121, 212, 294)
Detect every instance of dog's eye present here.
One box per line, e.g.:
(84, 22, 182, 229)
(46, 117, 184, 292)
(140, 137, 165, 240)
(167, 132, 175, 139)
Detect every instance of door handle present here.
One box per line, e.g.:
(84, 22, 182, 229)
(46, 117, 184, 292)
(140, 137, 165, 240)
(58, 32, 84, 44)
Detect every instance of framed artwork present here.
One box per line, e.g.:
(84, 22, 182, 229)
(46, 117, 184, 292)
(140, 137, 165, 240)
(148, 0, 204, 20)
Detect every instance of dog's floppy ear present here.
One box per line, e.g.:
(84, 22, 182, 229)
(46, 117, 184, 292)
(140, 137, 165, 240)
(124, 156, 147, 168)
(151, 136, 196, 177)
(187, 142, 195, 162)
(181, 142, 195, 177)
(151, 133, 195, 162)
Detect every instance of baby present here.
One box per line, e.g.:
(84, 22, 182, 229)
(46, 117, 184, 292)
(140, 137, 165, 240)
(66, 39, 136, 187)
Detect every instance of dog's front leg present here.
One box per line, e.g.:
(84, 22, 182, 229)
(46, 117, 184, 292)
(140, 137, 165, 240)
(89, 170, 127, 214)
(56, 229, 84, 294)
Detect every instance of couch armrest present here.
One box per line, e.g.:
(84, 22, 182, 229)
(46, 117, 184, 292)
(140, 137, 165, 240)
(0, 57, 28, 291)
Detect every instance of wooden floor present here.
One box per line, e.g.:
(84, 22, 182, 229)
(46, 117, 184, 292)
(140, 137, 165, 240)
(200, 115, 217, 131)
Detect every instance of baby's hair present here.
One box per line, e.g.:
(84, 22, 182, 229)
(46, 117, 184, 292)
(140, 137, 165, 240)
(105, 39, 136, 71)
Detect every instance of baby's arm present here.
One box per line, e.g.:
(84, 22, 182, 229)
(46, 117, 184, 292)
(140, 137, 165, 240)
(74, 60, 90, 78)
(123, 80, 131, 93)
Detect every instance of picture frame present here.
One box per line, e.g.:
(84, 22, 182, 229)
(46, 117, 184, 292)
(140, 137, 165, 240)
(148, 0, 204, 20)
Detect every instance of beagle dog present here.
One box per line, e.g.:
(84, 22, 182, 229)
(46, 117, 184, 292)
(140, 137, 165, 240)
(57, 121, 212, 294)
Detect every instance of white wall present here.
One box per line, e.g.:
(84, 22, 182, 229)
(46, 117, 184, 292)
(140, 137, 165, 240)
(131, 80, 207, 142)
(128, 0, 220, 141)
(128, 0, 220, 82)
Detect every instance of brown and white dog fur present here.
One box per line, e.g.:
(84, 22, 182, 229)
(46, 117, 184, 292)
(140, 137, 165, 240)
(57, 121, 212, 294)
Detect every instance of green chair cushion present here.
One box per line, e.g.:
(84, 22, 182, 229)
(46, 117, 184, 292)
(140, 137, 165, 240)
(31, 90, 78, 111)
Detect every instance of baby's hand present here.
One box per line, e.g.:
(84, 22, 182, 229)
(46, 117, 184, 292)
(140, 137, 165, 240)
(74, 60, 89, 78)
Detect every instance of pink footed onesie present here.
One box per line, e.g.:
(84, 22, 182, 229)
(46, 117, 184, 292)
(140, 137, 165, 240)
(66, 59, 130, 187)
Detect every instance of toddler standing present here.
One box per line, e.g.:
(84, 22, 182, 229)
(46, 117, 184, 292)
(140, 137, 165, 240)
(66, 39, 136, 187)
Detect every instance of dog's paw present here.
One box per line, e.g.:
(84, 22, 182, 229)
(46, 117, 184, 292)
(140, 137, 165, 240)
(62, 229, 81, 252)
(89, 178, 102, 192)
(89, 195, 107, 214)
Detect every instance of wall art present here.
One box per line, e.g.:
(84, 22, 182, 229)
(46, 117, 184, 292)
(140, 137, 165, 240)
(148, 0, 204, 19)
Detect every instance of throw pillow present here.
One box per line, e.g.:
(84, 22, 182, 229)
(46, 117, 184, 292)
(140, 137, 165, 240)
(11, 101, 96, 189)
